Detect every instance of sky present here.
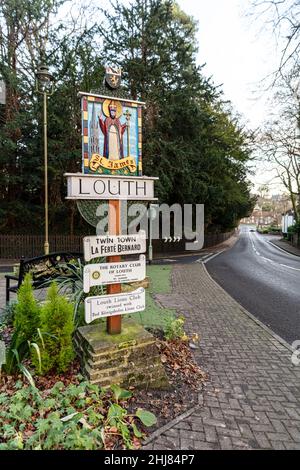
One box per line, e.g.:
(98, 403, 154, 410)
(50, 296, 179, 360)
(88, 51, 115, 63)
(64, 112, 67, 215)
(177, 0, 284, 194)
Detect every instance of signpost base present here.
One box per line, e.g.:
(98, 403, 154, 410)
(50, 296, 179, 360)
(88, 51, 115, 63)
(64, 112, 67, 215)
(74, 317, 170, 389)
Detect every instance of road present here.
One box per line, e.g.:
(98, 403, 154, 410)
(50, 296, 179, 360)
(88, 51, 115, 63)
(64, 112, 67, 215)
(206, 226, 300, 345)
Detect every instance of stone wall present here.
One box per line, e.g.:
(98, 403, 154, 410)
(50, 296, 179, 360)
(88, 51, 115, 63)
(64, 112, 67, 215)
(74, 317, 170, 390)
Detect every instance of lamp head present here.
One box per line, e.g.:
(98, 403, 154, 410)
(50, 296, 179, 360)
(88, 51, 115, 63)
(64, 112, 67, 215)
(36, 65, 54, 83)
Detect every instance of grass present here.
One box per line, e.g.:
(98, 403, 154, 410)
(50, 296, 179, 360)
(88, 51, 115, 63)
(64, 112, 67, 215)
(147, 265, 172, 294)
(130, 264, 175, 330)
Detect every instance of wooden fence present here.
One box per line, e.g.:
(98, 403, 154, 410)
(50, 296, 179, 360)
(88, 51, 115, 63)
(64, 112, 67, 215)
(0, 235, 82, 259)
(0, 230, 235, 259)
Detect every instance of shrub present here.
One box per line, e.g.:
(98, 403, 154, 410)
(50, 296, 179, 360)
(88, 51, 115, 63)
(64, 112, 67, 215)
(165, 316, 186, 341)
(4, 275, 41, 375)
(13, 274, 40, 344)
(33, 282, 75, 374)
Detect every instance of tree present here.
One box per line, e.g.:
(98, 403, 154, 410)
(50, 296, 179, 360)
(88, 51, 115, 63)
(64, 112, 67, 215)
(258, 120, 300, 221)
(249, 0, 300, 79)
(249, 1, 300, 219)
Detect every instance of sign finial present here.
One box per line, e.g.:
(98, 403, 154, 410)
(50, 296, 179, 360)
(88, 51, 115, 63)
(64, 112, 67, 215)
(104, 66, 122, 90)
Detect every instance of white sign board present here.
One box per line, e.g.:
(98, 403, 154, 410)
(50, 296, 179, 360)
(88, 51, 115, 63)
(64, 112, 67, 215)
(83, 231, 146, 261)
(85, 287, 146, 323)
(65, 173, 158, 200)
(83, 255, 146, 293)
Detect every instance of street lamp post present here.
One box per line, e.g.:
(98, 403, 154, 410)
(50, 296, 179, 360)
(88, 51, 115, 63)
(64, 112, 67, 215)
(35, 65, 54, 255)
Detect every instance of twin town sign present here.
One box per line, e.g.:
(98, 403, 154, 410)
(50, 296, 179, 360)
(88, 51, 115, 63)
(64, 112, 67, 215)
(83, 231, 146, 261)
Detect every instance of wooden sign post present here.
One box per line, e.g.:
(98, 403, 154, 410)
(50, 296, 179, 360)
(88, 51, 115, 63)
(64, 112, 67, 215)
(107, 199, 121, 334)
(66, 69, 169, 390)
(67, 68, 157, 336)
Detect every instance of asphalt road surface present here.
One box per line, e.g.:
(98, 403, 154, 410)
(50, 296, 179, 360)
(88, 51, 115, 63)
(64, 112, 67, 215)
(206, 226, 300, 345)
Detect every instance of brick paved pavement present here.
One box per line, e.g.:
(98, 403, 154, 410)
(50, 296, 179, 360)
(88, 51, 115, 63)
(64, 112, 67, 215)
(144, 263, 300, 450)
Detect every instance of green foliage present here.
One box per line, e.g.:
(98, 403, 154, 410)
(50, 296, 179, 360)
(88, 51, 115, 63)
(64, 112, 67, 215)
(110, 384, 133, 403)
(257, 228, 270, 234)
(147, 265, 172, 294)
(165, 315, 186, 341)
(46, 258, 106, 326)
(269, 226, 281, 233)
(4, 275, 41, 375)
(0, 379, 156, 450)
(14, 274, 40, 343)
(0, 300, 17, 325)
(288, 222, 300, 234)
(136, 409, 157, 427)
(33, 282, 75, 374)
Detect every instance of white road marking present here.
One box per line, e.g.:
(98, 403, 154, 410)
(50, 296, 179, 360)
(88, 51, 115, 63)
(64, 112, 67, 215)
(203, 251, 225, 264)
(195, 253, 213, 263)
(279, 264, 300, 272)
(249, 232, 300, 272)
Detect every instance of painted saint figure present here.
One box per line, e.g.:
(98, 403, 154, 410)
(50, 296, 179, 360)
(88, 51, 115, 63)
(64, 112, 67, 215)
(99, 100, 127, 161)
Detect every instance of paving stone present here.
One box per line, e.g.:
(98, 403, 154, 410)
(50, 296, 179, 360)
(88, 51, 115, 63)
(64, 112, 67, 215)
(202, 418, 227, 428)
(286, 427, 300, 442)
(237, 423, 254, 439)
(204, 425, 218, 443)
(157, 437, 179, 449)
(191, 422, 204, 432)
(190, 441, 217, 450)
(231, 438, 252, 449)
(270, 441, 286, 450)
(284, 442, 300, 450)
(174, 421, 192, 431)
(254, 432, 272, 449)
(219, 436, 233, 450)
(179, 438, 197, 450)
(217, 428, 242, 438)
(267, 432, 295, 442)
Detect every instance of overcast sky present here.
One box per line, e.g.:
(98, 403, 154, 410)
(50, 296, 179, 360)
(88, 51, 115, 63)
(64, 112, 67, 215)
(177, 0, 284, 194)
(177, 0, 277, 128)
